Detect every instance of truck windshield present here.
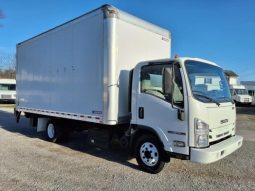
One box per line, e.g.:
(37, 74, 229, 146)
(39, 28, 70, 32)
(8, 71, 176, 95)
(0, 84, 16, 91)
(185, 61, 231, 103)
(235, 89, 248, 95)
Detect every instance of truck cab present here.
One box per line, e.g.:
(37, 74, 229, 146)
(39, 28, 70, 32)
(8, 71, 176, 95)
(0, 79, 16, 104)
(230, 84, 252, 105)
(131, 57, 243, 173)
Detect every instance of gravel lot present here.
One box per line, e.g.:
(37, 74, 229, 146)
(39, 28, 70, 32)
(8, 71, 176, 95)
(0, 105, 255, 191)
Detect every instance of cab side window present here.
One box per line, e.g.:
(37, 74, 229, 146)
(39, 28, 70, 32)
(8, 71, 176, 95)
(140, 63, 184, 108)
(140, 65, 165, 100)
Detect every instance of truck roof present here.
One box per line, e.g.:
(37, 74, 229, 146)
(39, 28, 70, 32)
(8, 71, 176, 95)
(141, 57, 219, 67)
(224, 70, 238, 77)
(178, 57, 219, 67)
(0, 79, 16, 84)
(17, 4, 170, 47)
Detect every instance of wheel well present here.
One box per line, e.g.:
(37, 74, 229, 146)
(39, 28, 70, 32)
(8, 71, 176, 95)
(130, 126, 169, 162)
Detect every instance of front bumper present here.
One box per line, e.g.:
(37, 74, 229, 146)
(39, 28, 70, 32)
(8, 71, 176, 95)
(0, 98, 15, 103)
(236, 100, 252, 104)
(190, 135, 243, 164)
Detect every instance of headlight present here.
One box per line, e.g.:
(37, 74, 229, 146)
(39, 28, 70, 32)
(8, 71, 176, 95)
(195, 118, 209, 148)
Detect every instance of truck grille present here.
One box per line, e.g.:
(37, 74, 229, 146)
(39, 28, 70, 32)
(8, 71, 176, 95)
(210, 135, 232, 146)
(209, 131, 230, 139)
(216, 131, 230, 138)
(244, 98, 250, 102)
(209, 125, 233, 143)
(1, 95, 12, 99)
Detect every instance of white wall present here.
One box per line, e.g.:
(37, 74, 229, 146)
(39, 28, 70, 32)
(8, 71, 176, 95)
(228, 76, 239, 85)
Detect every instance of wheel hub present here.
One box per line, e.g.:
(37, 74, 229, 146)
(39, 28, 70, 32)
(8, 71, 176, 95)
(144, 151, 151, 158)
(140, 142, 159, 167)
(47, 123, 55, 139)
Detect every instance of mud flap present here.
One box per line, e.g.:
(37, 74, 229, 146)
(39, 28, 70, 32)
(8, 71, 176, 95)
(14, 108, 21, 123)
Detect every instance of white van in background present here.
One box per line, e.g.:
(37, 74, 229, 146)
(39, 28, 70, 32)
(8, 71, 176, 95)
(0, 79, 16, 103)
(241, 81, 255, 105)
(230, 84, 252, 105)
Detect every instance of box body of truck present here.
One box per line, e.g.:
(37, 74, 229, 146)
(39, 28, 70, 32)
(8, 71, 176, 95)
(16, 5, 170, 125)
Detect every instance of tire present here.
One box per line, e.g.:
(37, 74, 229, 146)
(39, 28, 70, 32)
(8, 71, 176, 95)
(135, 134, 166, 174)
(45, 121, 63, 143)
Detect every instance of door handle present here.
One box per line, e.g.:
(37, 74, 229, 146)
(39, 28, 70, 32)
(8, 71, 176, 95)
(178, 109, 185, 121)
(138, 107, 144, 119)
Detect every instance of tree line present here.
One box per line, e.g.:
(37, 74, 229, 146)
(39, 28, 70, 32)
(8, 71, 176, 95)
(0, 53, 16, 79)
(0, 69, 16, 79)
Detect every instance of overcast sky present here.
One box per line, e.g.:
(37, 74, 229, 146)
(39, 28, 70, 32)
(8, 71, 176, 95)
(0, 0, 254, 80)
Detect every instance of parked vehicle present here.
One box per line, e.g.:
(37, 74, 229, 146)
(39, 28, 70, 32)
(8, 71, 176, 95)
(241, 81, 255, 105)
(15, 5, 243, 173)
(230, 84, 252, 105)
(0, 78, 16, 103)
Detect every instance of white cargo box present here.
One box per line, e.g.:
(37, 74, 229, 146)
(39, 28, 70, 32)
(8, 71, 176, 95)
(16, 5, 171, 125)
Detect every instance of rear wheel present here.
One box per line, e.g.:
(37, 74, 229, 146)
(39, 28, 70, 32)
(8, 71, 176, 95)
(45, 121, 64, 143)
(135, 134, 166, 173)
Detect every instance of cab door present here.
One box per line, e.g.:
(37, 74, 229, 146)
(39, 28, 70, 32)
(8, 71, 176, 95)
(132, 62, 189, 155)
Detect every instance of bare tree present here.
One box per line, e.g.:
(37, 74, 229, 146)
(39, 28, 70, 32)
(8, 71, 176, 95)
(0, 10, 13, 78)
(0, 53, 16, 79)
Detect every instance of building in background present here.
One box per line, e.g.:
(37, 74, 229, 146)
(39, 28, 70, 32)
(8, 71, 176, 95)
(224, 70, 239, 85)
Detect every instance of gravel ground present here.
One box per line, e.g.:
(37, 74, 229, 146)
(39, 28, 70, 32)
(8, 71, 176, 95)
(0, 105, 255, 191)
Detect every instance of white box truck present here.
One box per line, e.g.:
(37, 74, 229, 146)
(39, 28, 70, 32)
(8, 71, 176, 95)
(230, 84, 252, 105)
(15, 5, 243, 173)
(0, 78, 16, 103)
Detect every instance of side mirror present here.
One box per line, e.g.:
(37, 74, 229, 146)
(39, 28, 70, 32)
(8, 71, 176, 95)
(163, 65, 185, 121)
(163, 67, 173, 101)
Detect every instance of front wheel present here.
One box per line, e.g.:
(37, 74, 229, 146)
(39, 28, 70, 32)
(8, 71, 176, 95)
(135, 135, 166, 173)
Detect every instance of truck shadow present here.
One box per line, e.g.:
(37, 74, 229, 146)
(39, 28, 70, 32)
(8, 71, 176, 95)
(236, 105, 255, 115)
(0, 108, 139, 171)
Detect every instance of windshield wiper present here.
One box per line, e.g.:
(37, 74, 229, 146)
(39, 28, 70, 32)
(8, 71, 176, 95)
(217, 96, 234, 104)
(192, 91, 221, 106)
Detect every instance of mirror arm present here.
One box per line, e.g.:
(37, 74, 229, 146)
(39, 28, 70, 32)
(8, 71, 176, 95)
(170, 63, 185, 121)
(171, 63, 175, 107)
(162, 67, 166, 94)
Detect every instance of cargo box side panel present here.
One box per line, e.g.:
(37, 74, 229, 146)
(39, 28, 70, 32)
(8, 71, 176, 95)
(115, 18, 171, 122)
(16, 12, 104, 121)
